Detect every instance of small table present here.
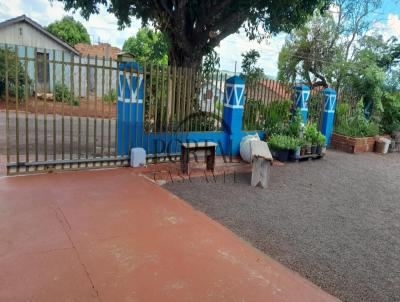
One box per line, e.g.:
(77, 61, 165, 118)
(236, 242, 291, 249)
(181, 142, 217, 174)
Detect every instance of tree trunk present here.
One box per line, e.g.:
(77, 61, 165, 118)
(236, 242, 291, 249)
(167, 43, 203, 70)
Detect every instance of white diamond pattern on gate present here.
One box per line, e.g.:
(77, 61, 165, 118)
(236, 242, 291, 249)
(224, 83, 245, 108)
(118, 72, 144, 103)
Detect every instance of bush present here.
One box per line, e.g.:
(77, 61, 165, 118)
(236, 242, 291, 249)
(335, 100, 379, 137)
(0, 48, 30, 101)
(54, 82, 79, 106)
(380, 93, 400, 135)
(103, 89, 117, 104)
(263, 100, 293, 135)
(242, 99, 293, 132)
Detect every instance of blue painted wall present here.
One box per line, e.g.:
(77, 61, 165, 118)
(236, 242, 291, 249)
(116, 62, 265, 159)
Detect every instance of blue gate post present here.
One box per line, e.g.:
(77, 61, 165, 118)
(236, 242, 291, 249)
(117, 55, 144, 156)
(321, 88, 337, 146)
(223, 76, 245, 157)
(294, 85, 311, 124)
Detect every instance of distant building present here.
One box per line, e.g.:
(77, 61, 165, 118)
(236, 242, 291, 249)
(0, 15, 79, 54)
(198, 81, 224, 113)
(197, 78, 294, 113)
(0, 15, 119, 97)
(75, 43, 120, 60)
(247, 80, 292, 103)
(0, 15, 79, 93)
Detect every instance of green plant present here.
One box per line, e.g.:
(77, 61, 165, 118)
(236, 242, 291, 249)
(243, 99, 293, 132)
(54, 82, 79, 106)
(335, 99, 380, 137)
(46, 16, 90, 47)
(380, 93, 400, 134)
(317, 132, 326, 146)
(123, 27, 169, 65)
(302, 138, 311, 148)
(263, 100, 293, 135)
(268, 135, 301, 151)
(103, 89, 117, 104)
(58, 0, 325, 69)
(289, 108, 303, 137)
(0, 48, 31, 101)
(304, 123, 319, 145)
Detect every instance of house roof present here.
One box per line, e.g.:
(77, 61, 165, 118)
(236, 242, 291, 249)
(0, 15, 80, 55)
(258, 80, 292, 99)
(75, 43, 121, 60)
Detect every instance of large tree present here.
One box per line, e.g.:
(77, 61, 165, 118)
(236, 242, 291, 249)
(55, 0, 329, 68)
(46, 16, 91, 46)
(277, 0, 383, 89)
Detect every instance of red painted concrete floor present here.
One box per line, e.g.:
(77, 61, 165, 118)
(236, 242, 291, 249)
(0, 168, 339, 302)
(135, 156, 284, 184)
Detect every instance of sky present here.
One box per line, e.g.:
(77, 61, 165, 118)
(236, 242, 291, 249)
(0, 0, 399, 77)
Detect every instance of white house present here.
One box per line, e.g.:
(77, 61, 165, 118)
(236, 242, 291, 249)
(198, 81, 224, 114)
(0, 15, 118, 98)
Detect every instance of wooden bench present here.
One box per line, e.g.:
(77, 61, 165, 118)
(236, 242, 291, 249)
(250, 141, 273, 188)
(181, 142, 217, 174)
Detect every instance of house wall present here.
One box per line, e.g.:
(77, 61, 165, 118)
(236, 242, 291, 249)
(0, 21, 119, 98)
(198, 82, 225, 113)
(0, 21, 71, 52)
(1, 43, 118, 98)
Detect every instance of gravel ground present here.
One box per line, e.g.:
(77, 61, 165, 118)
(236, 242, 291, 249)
(165, 151, 400, 302)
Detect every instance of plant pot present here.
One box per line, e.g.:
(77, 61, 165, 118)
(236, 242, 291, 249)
(375, 137, 391, 154)
(311, 145, 317, 154)
(300, 147, 306, 156)
(289, 148, 300, 160)
(316, 145, 322, 155)
(294, 147, 301, 159)
(331, 133, 376, 153)
(306, 146, 312, 155)
(276, 150, 289, 162)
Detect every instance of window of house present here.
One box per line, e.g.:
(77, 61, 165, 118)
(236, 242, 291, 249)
(36, 52, 50, 91)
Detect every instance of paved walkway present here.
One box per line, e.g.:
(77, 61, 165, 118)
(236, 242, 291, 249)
(0, 168, 338, 301)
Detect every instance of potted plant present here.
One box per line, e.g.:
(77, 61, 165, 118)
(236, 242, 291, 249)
(304, 123, 319, 154)
(303, 139, 312, 154)
(293, 144, 301, 159)
(332, 101, 380, 153)
(316, 133, 326, 155)
(286, 137, 301, 160)
(300, 144, 306, 156)
(268, 135, 292, 162)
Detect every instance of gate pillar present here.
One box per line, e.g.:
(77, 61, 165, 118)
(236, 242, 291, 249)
(223, 75, 245, 157)
(321, 88, 337, 146)
(293, 85, 311, 124)
(117, 55, 144, 156)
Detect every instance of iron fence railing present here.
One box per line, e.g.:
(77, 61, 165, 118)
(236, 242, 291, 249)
(242, 78, 358, 131)
(0, 44, 232, 174)
(1, 44, 359, 174)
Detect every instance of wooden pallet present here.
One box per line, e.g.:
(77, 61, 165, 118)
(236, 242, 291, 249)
(295, 153, 324, 161)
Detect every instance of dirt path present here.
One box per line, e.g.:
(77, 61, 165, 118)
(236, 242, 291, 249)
(165, 151, 400, 302)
